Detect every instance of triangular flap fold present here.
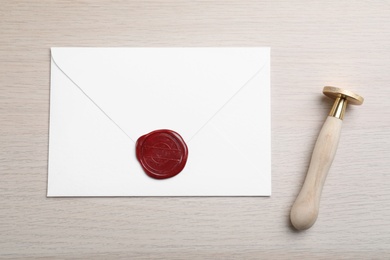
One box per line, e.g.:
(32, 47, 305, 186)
(50, 48, 268, 141)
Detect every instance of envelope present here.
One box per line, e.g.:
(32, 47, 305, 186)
(48, 47, 271, 196)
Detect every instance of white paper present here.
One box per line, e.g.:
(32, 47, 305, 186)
(48, 47, 271, 196)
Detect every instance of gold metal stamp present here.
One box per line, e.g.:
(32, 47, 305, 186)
(323, 86, 364, 120)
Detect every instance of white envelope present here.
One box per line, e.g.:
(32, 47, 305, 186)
(48, 47, 271, 196)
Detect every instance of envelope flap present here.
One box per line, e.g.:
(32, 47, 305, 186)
(51, 47, 269, 141)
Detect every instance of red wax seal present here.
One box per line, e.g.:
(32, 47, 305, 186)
(136, 129, 188, 179)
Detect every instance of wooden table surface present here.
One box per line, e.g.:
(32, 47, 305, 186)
(1, 1, 390, 259)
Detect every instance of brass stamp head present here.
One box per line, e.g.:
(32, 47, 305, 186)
(323, 86, 364, 120)
(323, 86, 364, 105)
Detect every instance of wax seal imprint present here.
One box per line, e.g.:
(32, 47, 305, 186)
(136, 129, 188, 179)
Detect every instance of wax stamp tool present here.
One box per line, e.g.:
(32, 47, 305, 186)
(290, 86, 364, 230)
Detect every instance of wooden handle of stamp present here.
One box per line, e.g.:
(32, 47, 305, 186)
(290, 116, 343, 230)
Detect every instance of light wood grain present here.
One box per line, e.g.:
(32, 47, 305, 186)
(291, 116, 342, 230)
(1, 0, 390, 259)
